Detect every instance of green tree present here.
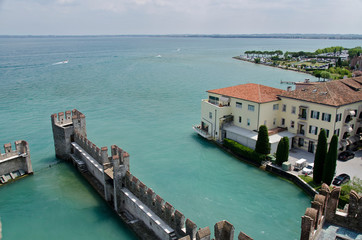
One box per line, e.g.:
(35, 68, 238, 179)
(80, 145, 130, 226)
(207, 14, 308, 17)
(313, 129, 327, 184)
(275, 137, 289, 166)
(282, 137, 289, 164)
(313, 70, 322, 80)
(254, 58, 261, 63)
(275, 138, 284, 166)
(322, 135, 338, 185)
(337, 57, 342, 67)
(320, 71, 331, 81)
(255, 125, 270, 155)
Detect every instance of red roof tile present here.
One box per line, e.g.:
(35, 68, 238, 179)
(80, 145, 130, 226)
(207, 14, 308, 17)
(207, 83, 285, 103)
(279, 77, 362, 106)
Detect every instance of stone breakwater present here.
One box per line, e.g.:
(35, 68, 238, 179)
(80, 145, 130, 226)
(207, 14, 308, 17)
(51, 109, 254, 240)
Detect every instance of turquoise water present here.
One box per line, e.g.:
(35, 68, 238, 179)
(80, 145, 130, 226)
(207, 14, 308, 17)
(1, 36, 361, 239)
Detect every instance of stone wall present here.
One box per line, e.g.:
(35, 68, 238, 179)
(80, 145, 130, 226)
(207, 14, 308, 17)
(51, 109, 86, 160)
(51, 109, 254, 240)
(265, 164, 318, 197)
(300, 183, 362, 240)
(0, 140, 33, 176)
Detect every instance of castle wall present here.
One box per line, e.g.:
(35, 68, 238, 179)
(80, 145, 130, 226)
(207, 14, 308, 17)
(51, 109, 255, 240)
(300, 183, 362, 240)
(51, 110, 86, 160)
(119, 187, 175, 240)
(71, 142, 105, 185)
(0, 140, 33, 177)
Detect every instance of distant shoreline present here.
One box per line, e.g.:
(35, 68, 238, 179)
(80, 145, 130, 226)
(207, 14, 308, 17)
(1, 34, 362, 39)
(232, 56, 315, 76)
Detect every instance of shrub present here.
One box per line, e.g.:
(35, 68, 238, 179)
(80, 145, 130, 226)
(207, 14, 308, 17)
(338, 177, 362, 208)
(223, 138, 265, 164)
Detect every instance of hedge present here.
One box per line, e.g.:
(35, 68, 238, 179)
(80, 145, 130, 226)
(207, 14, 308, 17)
(223, 138, 265, 164)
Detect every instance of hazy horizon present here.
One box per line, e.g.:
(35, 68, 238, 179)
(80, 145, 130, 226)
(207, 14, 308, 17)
(1, 0, 362, 35)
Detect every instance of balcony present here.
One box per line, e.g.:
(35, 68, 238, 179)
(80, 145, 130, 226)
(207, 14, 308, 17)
(193, 125, 212, 140)
(298, 114, 307, 120)
(203, 99, 231, 108)
(298, 106, 308, 120)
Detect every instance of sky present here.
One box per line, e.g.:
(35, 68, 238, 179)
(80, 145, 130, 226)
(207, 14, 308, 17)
(0, 0, 362, 35)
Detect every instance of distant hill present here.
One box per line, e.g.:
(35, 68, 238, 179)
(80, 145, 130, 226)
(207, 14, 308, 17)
(1, 34, 362, 39)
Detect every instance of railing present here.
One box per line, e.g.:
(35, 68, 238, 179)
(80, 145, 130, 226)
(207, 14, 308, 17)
(202, 99, 230, 108)
(298, 114, 307, 120)
(193, 125, 212, 140)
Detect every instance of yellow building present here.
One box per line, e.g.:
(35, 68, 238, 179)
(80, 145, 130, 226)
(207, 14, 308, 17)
(279, 76, 362, 152)
(193, 77, 362, 153)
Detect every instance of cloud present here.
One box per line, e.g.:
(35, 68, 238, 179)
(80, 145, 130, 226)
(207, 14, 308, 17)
(0, 0, 361, 34)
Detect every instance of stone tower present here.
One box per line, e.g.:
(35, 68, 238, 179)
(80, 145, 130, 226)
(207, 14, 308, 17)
(51, 109, 86, 160)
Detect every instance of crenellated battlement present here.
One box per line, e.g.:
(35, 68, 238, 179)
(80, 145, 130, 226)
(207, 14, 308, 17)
(51, 109, 254, 240)
(0, 140, 30, 160)
(301, 183, 362, 240)
(111, 145, 130, 171)
(123, 170, 200, 239)
(73, 131, 108, 165)
(0, 140, 33, 182)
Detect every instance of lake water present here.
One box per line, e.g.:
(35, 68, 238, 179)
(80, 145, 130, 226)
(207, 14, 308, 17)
(0, 36, 361, 239)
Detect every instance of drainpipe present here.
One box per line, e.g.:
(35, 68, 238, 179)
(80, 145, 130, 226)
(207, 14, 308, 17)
(214, 109, 217, 140)
(257, 103, 261, 130)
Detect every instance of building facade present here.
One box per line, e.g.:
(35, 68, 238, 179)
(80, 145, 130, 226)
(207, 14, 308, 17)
(194, 77, 362, 153)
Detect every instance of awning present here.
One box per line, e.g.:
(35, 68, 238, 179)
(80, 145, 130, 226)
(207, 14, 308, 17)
(220, 96, 230, 102)
(347, 126, 353, 133)
(348, 135, 360, 144)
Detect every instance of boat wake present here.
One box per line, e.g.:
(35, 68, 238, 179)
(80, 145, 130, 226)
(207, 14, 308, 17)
(52, 60, 69, 65)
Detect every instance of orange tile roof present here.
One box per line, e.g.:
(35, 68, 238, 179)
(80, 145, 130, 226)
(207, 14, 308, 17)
(279, 77, 362, 106)
(207, 83, 285, 103)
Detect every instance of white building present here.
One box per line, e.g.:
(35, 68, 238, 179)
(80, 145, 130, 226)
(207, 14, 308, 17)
(194, 77, 362, 153)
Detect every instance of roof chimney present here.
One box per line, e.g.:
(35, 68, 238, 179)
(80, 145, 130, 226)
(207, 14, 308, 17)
(287, 86, 292, 91)
(304, 79, 310, 83)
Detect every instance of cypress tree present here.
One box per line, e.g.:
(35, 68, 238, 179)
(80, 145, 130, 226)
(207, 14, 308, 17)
(275, 138, 284, 166)
(322, 135, 338, 185)
(313, 129, 327, 184)
(282, 137, 289, 164)
(255, 125, 270, 155)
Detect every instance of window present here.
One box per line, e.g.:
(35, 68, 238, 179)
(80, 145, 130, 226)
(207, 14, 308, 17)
(310, 110, 320, 119)
(291, 106, 296, 114)
(236, 102, 242, 109)
(247, 119, 250, 126)
(335, 113, 342, 122)
(273, 118, 276, 125)
(273, 104, 279, 110)
(239, 116, 242, 123)
(299, 108, 307, 119)
(209, 112, 212, 119)
(321, 128, 330, 137)
(282, 104, 286, 112)
(281, 118, 285, 126)
(248, 105, 255, 111)
(209, 96, 219, 105)
(334, 128, 340, 136)
(309, 125, 318, 135)
(291, 120, 295, 128)
(322, 113, 331, 122)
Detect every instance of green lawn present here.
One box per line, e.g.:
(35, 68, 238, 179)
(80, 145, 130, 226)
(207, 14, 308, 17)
(299, 175, 322, 191)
